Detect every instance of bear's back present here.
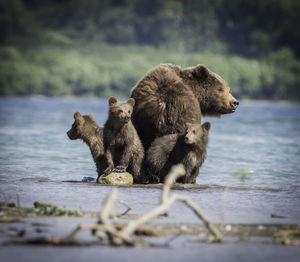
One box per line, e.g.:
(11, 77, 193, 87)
(131, 64, 201, 150)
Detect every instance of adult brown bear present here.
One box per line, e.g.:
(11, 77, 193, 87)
(131, 64, 239, 150)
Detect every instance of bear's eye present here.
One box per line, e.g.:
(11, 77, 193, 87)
(218, 88, 223, 92)
(118, 110, 123, 114)
(128, 110, 131, 114)
(192, 130, 196, 134)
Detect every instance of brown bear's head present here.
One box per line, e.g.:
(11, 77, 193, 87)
(108, 96, 135, 124)
(184, 122, 211, 145)
(67, 112, 96, 140)
(184, 65, 239, 116)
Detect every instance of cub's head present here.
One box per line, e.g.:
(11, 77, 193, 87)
(184, 64, 239, 116)
(184, 122, 211, 145)
(67, 112, 96, 140)
(108, 96, 135, 123)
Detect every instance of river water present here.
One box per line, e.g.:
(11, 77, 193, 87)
(0, 97, 299, 225)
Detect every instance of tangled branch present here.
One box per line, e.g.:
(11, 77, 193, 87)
(65, 164, 222, 246)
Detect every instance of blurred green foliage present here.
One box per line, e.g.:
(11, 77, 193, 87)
(33, 201, 83, 216)
(232, 170, 251, 183)
(0, 0, 299, 100)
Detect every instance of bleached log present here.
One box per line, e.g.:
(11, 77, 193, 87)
(119, 164, 222, 242)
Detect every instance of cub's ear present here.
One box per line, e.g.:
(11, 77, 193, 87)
(192, 64, 209, 79)
(74, 112, 84, 124)
(127, 98, 135, 107)
(202, 122, 211, 132)
(87, 113, 94, 121)
(74, 112, 81, 119)
(109, 96, 118, 106)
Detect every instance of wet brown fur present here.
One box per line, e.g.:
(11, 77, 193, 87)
(67, 112, 107, 180)
(103, 97, 144, 182)
(142, 122, 211, 184)
(131, 64, 238, 150)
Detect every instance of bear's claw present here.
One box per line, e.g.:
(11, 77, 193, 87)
(113, 165, 126, 173)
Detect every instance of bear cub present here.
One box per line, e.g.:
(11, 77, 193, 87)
(143, 122, 211, 184)
(103, 97, 144, 183)
(67, 112, 107, 180)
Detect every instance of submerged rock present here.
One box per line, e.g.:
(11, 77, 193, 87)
(97, 172, 133, 185)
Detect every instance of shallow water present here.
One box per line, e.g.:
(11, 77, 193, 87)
(0, 97, 299, 224)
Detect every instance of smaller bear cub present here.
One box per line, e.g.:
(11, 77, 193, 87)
(67, 112, 107, 180)
(143, 122, 211, 184)
(103, 97, 144, 182)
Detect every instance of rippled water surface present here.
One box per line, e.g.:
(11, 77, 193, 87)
(0, 97, 299, 224)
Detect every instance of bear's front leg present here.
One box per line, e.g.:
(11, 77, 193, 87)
(104, 148, 114, 175)
(104, 166, 114, 175)
(131, 151, 143, 182)
(183, 166, 198, 184)
(115, 144, 131, 173)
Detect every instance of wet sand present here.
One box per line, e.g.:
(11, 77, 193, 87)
(1, 204, 300, 262)
(1, 243, 300, 262)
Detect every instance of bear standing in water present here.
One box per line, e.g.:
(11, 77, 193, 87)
(131, 64, 238, 150)
(143, 122, 211, 184)
(103, 97, 144, 183)
(67, 112, 107, 180)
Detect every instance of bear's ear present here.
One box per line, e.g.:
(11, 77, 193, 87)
(74, 112, 81, 120)
(202, 122, 211, 132)
(193, 65, 209, 80)
(127, 98, 135, 107)
(87, 113, 94, 121)
(74, 112, 84, 124)
(109, 96, 118, 106)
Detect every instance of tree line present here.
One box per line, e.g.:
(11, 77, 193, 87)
(0, 0, 299, 100)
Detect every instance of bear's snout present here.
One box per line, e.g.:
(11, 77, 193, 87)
(230, 99, 239, 110)
(184, 134, 193, 144)
(124, 116, 131, 122)
(67, 129, 76, 140)
(184, 137, 189, 143)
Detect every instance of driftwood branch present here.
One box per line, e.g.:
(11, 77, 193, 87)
(99, 187, 118, 224)
(161, 164, 184, 202)
(98, 188, 133, 245)
(119, 165, 222, 242)
(117, 200, 132, 217)
(64, 164, 223, 246)
(171, 194, 222, 241)
(119, 165, 186, 239)
(65, 224, 106, 240)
